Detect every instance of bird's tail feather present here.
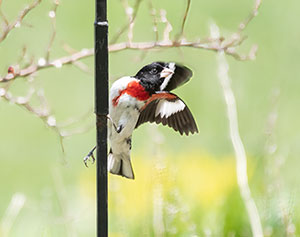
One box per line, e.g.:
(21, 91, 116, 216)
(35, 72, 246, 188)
(108, 152, 135, 179)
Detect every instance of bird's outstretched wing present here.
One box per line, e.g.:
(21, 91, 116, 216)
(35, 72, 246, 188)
(161, 63, 193, 91)
(135, 92, 198, 135)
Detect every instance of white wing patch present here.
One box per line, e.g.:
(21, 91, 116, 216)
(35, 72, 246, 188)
(155, 99, 185, 118)
(159, 62, 176, 91)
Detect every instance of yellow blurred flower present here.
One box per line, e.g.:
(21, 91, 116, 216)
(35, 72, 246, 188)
(79, 150, 241, 220)
(175, 151, 237, 206)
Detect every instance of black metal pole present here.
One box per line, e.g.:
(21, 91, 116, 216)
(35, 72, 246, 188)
(95, 0, 108, 236)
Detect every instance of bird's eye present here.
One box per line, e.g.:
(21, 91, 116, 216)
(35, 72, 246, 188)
(150, 68, 158, 74)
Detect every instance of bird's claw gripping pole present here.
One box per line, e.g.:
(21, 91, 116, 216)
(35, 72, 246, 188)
(84, 146, 97, 167)
(83, 113, 107, 168)
(83, 115, 120, 168)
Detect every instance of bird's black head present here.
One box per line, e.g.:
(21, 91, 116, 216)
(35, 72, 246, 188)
(135, 62, 174, 94)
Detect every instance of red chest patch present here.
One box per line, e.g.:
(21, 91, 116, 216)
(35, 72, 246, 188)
(112, 81, 150, 107)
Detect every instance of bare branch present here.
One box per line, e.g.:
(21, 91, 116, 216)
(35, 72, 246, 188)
(108, 40, 254, 61)
(0, 0, 42, 43)
(120, 0, 135, 45)
(0, 85, 66, 152)
(62, 43, 93, 74)
(0, 48, 93, 83)
(1, 26, 258, 84)
(175, 0, 191, 41)
(0, 9, 9, 27)
(238, 0, 262, 31)
(45, 0, 59, 62)
(160, 9, 173, 43)
(0, 34, 256, 83)
(110, 0, 142, 44)
(147, 0, 159, 42)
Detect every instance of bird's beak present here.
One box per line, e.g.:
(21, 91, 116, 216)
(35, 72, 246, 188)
(160, 67, 174, 78)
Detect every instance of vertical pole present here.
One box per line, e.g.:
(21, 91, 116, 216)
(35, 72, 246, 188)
(95, 0, 108, 236)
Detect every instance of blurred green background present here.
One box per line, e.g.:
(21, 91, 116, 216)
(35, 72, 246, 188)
(0, 0, 299, 236)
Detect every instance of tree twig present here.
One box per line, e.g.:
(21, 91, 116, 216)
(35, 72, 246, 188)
(0, 48, 94, 83)
(147, 0, 159, 42)
(175, 0, 191, 41)
(0, 0, 42, 43)
(238, 0, 262, 32)
(45, 0, 59, 62)
(109, 0, 142, 44)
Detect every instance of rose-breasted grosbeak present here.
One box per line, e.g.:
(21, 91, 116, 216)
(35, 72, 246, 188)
(106, 62, 198, 179)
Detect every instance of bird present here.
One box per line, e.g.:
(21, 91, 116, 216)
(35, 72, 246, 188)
(84, 62, 198, 179)
(107, 61, 198, 179)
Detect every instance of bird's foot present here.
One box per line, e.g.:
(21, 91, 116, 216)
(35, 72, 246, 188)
(84, 146, 96, 167)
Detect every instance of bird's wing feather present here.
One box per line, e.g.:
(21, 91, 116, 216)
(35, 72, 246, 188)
(162, 63, 193, 91)
(135, 92, 198, 136)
